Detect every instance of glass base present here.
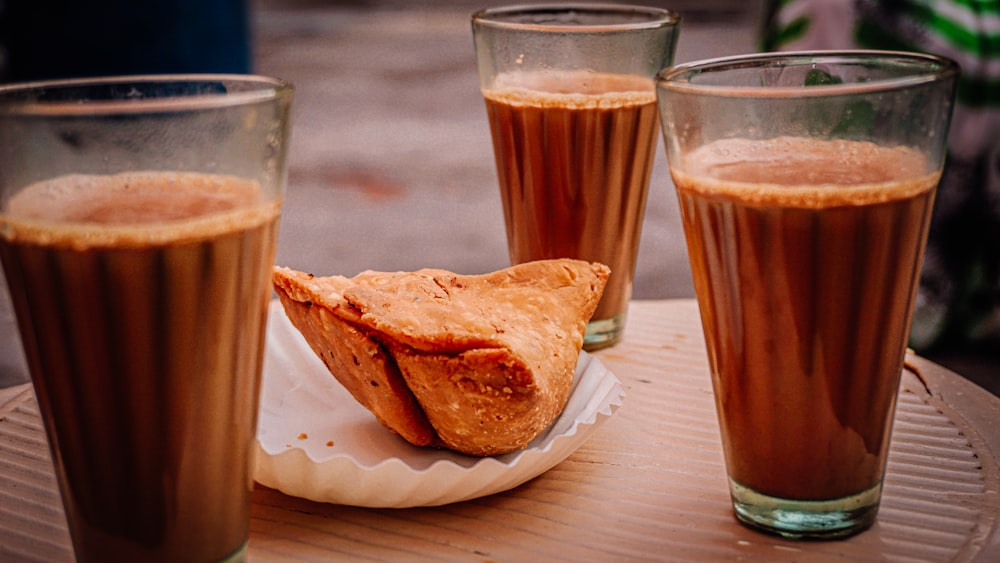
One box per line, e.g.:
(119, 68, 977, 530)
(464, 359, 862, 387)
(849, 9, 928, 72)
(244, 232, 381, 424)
(218, 542, 247, 563)
(730, 479, 881, 540)
(583, 314, 625, 351)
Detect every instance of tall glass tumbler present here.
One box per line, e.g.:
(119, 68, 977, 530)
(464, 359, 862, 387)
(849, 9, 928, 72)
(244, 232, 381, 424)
(656, 52, 958, 538)
(0, 76, 293, 562)
(472, 4, 680, 350)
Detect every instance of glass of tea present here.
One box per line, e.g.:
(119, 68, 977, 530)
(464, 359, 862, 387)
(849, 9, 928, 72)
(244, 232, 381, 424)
(0, 76, 293, 561)
(656, 51, 958, 539)
(472, 4, 681, 350)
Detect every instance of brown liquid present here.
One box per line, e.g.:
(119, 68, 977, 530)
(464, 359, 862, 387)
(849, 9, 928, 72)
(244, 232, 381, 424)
(671, 137, 937, 501)
(483, 71, 659, 330)
(0, 172, 280, 562)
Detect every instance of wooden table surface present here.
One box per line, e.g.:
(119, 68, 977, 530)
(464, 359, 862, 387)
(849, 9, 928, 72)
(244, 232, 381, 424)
(2, 299, 999, 562)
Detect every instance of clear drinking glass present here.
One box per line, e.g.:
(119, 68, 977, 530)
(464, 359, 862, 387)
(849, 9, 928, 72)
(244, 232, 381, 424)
(0, 75, 293, 561)
(656, 51, 958, 539)
(472, 3, 681, 350)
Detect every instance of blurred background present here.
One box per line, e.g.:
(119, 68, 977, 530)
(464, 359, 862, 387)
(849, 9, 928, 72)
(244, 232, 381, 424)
(1, 0, 996, 394)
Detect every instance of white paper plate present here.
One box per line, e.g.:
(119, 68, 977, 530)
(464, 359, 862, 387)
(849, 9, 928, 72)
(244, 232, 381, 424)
(254, 300, 625, 508)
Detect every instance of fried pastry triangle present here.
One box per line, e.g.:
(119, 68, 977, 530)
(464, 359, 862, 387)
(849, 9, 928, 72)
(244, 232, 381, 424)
(272, 259, 609, 456)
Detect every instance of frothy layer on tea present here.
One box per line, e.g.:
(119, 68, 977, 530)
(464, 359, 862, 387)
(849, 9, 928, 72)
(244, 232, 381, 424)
(485, 70, 655, 109)
(674, 137, 936, 207)
(2, 171, 278, 248)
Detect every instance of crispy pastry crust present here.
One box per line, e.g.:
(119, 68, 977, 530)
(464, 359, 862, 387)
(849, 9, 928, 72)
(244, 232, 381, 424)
(272, 259, 609, 456)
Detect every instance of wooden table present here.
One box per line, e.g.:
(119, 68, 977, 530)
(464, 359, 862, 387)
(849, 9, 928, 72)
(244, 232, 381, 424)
(2, 299, 999, 561)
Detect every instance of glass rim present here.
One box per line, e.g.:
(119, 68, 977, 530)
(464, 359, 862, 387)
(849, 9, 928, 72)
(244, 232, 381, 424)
(0, 74, 293, 116)
(656, 50, 960, 98)
(471, 3, 680, 32)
